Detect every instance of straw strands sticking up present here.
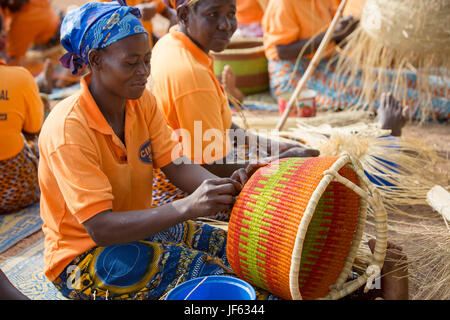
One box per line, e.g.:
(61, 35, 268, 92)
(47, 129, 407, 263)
(232, 111, 448, 222)
(288, 121, 448, 222)
(332, 0, 450, 122)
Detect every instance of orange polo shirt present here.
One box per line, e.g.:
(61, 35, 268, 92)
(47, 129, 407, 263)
(0, 59, 43, 160)
(6, 0, 60, 59)
(151, 26, 233, 165)
(343, 0, 365, 17)
(236, 0, 264, 25)
(262, 0, 339, 60)
(38, 74, 181, 281)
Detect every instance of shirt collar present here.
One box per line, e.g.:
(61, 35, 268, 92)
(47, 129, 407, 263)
(169, 25, 214, 69)
(78, 73, 132, 136)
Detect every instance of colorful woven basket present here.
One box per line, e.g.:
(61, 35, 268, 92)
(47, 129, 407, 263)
(212, 38, 269, 95)
(227, 154, 388, 300)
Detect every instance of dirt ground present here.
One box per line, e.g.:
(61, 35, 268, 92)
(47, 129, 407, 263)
(1, 0, 448, 299)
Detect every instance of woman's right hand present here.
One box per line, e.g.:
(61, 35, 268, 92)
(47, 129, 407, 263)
(184, 178, 242, 219)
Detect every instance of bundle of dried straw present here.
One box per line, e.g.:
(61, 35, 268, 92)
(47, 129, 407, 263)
(333, 0, 450, 121)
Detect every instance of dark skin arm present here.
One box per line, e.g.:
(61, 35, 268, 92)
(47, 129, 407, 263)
(0, 269, 28, 300)
(275, 16, 359, 60)
(202, 123, 320, 178)
(82, 157, 263, 247)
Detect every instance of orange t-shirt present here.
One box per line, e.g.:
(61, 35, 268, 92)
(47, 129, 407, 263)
(38, 74, 181, 281)
(236, 0, 264, 25)
(151, 26, 233, 165)
(343, 0, 365, 17)
(6, 0, 60, 59)
(0, 60, 43, 160)
(262, 0, 339, 60)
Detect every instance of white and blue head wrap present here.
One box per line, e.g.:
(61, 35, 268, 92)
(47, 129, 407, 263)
(60, 0, 147, 75)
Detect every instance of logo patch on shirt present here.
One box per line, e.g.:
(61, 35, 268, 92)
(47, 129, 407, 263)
(139, 140, 153, 164)
(0, 113, 7, 121)
(0, 90, 9, 101)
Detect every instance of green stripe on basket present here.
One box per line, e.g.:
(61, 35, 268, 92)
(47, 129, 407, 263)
(298, 192, 334, 286)
(238, 158, 300, 289)
(213, 57, 268, 76)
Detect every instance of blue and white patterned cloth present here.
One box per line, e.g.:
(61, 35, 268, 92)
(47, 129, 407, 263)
(59, 0, 147, 75)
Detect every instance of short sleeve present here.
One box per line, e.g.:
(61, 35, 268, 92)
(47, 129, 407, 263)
(263, 0, 301, 46)
(47, 143, 114, 223)
(141, 91, 183, 168)
(175, 90, 231, 164)
(21, 70, 44, 133)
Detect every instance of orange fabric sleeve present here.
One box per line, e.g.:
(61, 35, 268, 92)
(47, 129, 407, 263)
(174, 90, 232, 164)
(343, 0, 365, 17)
(236, 0, 264, 25)
(262, 0, 302, 60)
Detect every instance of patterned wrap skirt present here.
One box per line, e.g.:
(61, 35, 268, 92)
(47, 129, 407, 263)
(53, 220, 279, 300)
(268, 57, 449, 121)
(0, 139, 40, 214)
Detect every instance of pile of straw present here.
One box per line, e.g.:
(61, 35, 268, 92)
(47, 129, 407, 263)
(333, 0, 450, 121)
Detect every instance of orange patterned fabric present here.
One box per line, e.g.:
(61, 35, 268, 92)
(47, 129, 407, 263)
(0, 139, 40, 214)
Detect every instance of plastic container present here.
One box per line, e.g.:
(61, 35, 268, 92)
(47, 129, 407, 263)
(165, 276, 256, 300)
(278, 89, 317, 118)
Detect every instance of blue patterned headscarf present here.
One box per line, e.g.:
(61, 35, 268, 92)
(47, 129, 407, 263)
(60, 0, 147, 75)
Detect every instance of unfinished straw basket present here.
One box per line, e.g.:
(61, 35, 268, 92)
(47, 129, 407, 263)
(211, 38, 269, 95)
(227, 154, 388, 300)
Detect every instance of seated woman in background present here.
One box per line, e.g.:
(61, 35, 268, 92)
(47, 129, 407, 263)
(150, 0, 319, 216)
(39, 0, 278, 300)
(0, 0, 59, 93)
(262, 0, 358, 109)
(264, 0, 448, 121)
(0, 11, 44, 214)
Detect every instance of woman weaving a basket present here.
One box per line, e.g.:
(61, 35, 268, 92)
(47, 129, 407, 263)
(37, 0, 279, 300)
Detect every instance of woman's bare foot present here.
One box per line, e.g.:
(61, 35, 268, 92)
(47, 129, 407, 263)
(222, 65, 244, 103)
(35, 58, 54, 94)
(378, 92, 409, 137)
(368, 239, 409, 300)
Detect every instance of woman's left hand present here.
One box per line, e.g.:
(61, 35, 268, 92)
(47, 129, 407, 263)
(230, 161, 269, 187)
